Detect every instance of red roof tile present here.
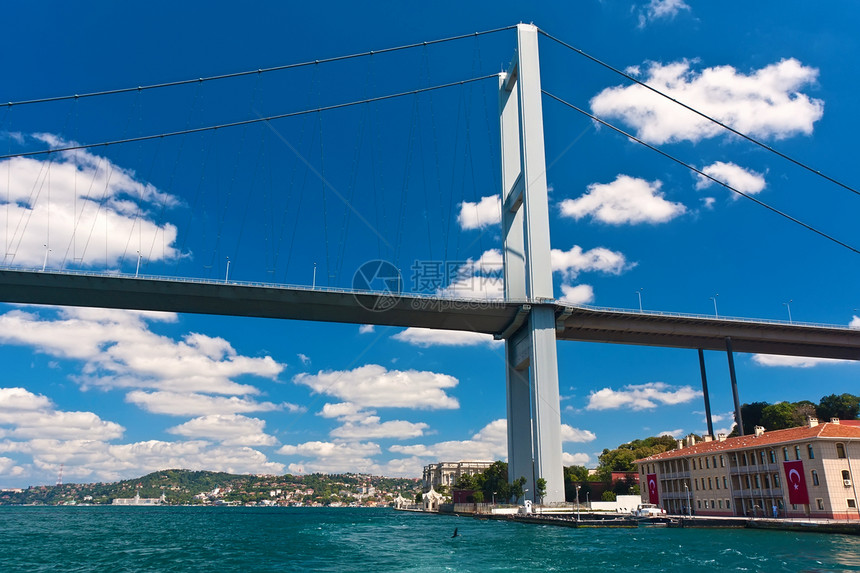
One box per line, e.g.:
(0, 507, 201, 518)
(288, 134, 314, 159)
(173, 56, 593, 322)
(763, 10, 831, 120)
(635, 421, 860, 463)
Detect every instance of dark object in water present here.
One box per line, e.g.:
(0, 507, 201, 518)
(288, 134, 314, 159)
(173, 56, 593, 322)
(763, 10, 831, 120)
(452, 527, 460, 538)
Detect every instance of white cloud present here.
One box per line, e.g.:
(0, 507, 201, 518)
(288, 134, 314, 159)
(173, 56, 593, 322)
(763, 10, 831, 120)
(293, 364, 459, 410)
(586, 382, 701, 411)
(438, 249, 504, 300)
(562, 452, 590, 466)
(590, 59, 823, 144)
(278, 441, 382, 474)
(167, 414, 277, 446)
(701, 197, 716, 209)
(561, 424, 597, 443)
(638, 0, 691, 28)
(0, 438, 284, 483)
(658, 429, 685, 438)
(393, 327, 502, 348)
(696, 161, 766, 196)
(551, 245, 633, 280)
(559, 283, 595, 305)
(297, 353, 311, 366)
(125, 391, 291, 416)
(359, 324, 375, 334)
(458, 195, 501, 230)
(330, 417, 428, 440)
(559, 175, 686, 225)
(849, 316, 860, 329)
(0, 133, 180, 268)
(751, 354, 848, 368)
(0, 307, 283, 395)
(0, 387, 124, 441)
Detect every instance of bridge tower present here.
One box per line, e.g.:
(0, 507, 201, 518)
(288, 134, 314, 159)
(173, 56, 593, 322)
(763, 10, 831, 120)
(499, 24, 565, 504)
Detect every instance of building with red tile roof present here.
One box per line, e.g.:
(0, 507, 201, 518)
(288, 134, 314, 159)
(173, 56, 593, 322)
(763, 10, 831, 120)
(634, 418, 860, 519)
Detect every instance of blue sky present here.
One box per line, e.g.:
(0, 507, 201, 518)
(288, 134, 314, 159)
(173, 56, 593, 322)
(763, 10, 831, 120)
(0, 0, 858, 487)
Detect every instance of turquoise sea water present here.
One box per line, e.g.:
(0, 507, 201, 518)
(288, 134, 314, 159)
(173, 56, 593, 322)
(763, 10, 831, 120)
(1, 507, 860, 572)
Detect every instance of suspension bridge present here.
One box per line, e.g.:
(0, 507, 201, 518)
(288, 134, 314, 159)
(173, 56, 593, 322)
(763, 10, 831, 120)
(1, 24, 858, 503)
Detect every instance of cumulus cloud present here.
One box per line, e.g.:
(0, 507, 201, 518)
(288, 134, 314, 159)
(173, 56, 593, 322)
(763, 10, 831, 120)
(167, 414, 277, 446)
(293, 364, 459, 410)
(551, 245, 633, 280)
(0, 307, 283, 395)
(591, 59, 823, 144)
(637, 0, 691, 28)
(438, 249, 504, 300)
(0, 133, 180, 268)
(358, 324, 375, 334)
(849, 316, 859, 329)
(330, 417, 428, 440)
(458, 195, 501, 230)
(751, 354, 848, 368)
(125, 391, 293, 416)
(559, 175, 686, 225)
(696, 161, 766, 196)
(586, 382, 701, 411)
(278, 441, 382, 474)
(562, 452, 590, 466)
(559, 283, 595, 305)
(0, 438, 284, 483)
(0, 387, 124, 441)
(393, 327, 501, 348)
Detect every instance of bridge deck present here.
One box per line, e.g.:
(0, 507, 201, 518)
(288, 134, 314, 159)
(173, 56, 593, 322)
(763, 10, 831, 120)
(0, 270, 857, 360)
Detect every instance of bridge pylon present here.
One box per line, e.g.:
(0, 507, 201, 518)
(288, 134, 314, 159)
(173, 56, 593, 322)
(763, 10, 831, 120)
(498, 24, 565, 505)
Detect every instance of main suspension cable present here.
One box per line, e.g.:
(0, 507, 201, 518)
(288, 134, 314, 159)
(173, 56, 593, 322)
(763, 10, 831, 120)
(542, 90, 859, 256)
(4, 26, 516, 108)
(0, 74, 500, 160)
(538, 28, 860, 199)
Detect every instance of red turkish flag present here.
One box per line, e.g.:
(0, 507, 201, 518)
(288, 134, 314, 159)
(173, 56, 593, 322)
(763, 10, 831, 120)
(783, 460, 809, 505)
(646, 473, 659, 505)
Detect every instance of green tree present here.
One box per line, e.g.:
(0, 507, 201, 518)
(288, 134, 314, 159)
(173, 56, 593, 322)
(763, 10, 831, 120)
(535, 478, 547, 504)
(563, 465, 590, 503)
(733, 401, 769, 436)
(601, 491, 616, 501)
(511, 476, 527, 503)
(478, 461, 510, 503)
(453, 473, 477, 491)
(415, 492, 423, 503)
(761, 401, 803, 430)
(817, 394, 860, 421)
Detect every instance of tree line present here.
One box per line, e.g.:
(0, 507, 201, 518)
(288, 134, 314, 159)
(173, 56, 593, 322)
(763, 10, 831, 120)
(732, 393, 859, 436)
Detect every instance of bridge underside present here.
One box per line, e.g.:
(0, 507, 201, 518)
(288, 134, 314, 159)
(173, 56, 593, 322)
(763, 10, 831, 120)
(0, 270, 857, 360)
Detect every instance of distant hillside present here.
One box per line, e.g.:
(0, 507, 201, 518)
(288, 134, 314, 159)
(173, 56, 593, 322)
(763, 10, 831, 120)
(0, 469, 421, 506)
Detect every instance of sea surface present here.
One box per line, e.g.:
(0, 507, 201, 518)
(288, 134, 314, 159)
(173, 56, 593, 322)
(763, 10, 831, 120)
(2, 506, 860, 572)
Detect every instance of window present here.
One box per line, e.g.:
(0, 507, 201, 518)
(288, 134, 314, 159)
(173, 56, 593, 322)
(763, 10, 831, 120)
(704, 500, 709, 509)
(716, 478, 720, 490)
(726, 499, 731, 509)
(705, 457, 710, 469)
(745, 476, 751, 489)
(812, 470, 820, 486)
(769, 450, 776, 464)
(808, 444, 815, 459)
(754, 475, 761, 489)
(697, 500, 702, 509)
(760, 451, 766, 465)
(718, 499, 723, 509)
(742, 453, 748, 466)
(708, 477, 713, 490)
(794, 445, 801, 460)
(720, 455, 725, 468)
(849, 499, 857, 509)
(764, 475, 770, 489)
(816, 499, 824, 510)
(694, 479, 699, 491)
(773, 474, 781, 488)
(842, 470, 851, 482)
(723, 476, 728, 489)
(783, 447, 789, 461)
(837, 443, 847, 459)
(713, 456, 717, 468)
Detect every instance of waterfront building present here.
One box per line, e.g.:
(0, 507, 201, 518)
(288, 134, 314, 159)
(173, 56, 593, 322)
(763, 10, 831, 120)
(635, 418, 860, 519)
(422, 461, 494, 492)
(112, 491, 167, 506)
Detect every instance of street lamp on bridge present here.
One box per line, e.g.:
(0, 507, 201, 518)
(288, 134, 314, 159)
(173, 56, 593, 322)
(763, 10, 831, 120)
(710, 293, 719, 318)
(783, 299, 793, 323)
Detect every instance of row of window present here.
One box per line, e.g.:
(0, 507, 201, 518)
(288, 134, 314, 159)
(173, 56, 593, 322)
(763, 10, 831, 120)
(697, 498, 731, 510)
(643, 442, 849, 477)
